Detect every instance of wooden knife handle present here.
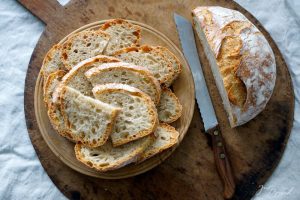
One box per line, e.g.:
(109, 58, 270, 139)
(208, 125, 236, 199)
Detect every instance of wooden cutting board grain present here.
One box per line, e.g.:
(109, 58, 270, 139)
(19, 0, 294, 199)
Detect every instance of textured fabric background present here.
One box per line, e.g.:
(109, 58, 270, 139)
(0, 0, 299, 199)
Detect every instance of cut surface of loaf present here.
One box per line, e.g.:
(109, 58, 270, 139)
(61, 55, 121, 97)
(154, 46, 182, 85)
(157, 87, 182, 123)
(139, 123, 179, 162)
(61, 30, 110, 70)
(41, 44, 67, 82)
(60, 86, 120, 147)
(85, 62, 161, 104)
(75, 134, 154, 172)
(93, 83, 158, 146)
(192, 6, 276, 127)
(113, 45, 175, 86)
(43, 70, 74, 141)
(100, 19, 141, 55)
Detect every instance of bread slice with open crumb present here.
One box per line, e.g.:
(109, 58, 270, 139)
(41, 44, 67, 83)
(93, 83, 158, 146)
(154, 46, 182, 86)
(60, 86, 120, 147)
(61, 30, 110, 70)
(75, 134, 155, 172)
(157, 87, 182, 123)
(85, 62, 161, 104)
(61, 55, 121, 97)
(100, 19, 141, 55)
(43, 70, 74, 141)
(138, 123, 179, 162)
(113, 45, 175, 86)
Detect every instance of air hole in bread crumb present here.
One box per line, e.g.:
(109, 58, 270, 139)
(129, 106, 134, 110)
(161, 136, 166, 140)
(74, 49, 78, 53)
(86, 43, 91, 47)
(91, 153, 99, 157)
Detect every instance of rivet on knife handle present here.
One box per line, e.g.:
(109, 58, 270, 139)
(209, 125, 236, 199)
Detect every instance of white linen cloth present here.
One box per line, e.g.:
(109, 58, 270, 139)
(0, 0, 299, 199)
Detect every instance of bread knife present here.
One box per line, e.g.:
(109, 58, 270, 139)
(174, 13, 236, 199)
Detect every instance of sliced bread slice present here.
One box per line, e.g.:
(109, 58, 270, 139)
(113, 45, 175, 86)
(139, 123, 179, 162)
(100, 19, 141, 55)
(93, 83, 158, 146)
(75, 134, 155, 172)
(41, 44, 67, 82)
(60, 86, 120, 147)
(85, 62, 161, 104)
(61, 30, 110, 70)
(43, 70, 74, 141)
(154, 46, 182, 86)
(157, 87, 183, 123)
(61, 55, 121, 97)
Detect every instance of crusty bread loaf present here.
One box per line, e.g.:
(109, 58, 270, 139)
(192, 6, 276, 127)
(75, 134, 155, 172)
(41, 44, 67, 82)
(61, 30, 110, 70)
(139, 123, 179, 162)
(100, 19, 141, 55)
(93, 83, 158, 146)
(61, 55, 121, 96)
(85, 62, 161, 104)
(157, 87, 182, 123)
(154, 46, 182, 85)
(43, 70, 75, 141)
(60, 86, 120, 147)
(113, 45, 175, 86)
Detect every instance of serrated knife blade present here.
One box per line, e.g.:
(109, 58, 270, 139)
(173, 13, 217, 131)
(174, 13, 236, 199)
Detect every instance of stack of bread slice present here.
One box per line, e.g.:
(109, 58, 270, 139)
(42, 19, 183, 172)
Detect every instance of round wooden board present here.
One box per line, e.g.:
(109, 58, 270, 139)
(21, 0, 294, 199)
(35, 20, 195, 179)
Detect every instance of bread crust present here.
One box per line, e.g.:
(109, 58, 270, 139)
(157, 87, 183, 123)
(192, 6, 276, 127)
(85, 62, 161, 105)
(113, 45, 175, 86)
(93, 83, 158, 147)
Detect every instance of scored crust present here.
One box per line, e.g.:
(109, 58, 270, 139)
(192, 6, 276, 127)
(157, 87, 183, 123)
(59, 86, 120, 147)
(138, 123, 179, 162)
(85, 62, 161, 105)
(74, 134, 155, 172)
(61, 30, 111, 70)
(113, 45, 176, 86)
(93, 83, 158, 146)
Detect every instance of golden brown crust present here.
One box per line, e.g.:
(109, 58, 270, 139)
(157, 87, 183, 123)
(93, 84, 158, 147)
(61, 30, 110, 70)
(113, 45, 175, 86)
(85, 62, 161, 105)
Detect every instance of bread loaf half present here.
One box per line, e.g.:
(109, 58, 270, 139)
(75, 134, 155, 172)
(100, 19, 141, 55)
(138, 123, 179, 162)
(41, 44, 67, 82)
(61, 30, 110, 70)
(192, 6, 276, 127)
(93, 83, 158, 146)
(85, 62, 161, 104)
(61, 55, 121, 97)
(113, 45, 175, 86)
(157, 87, 182, 123)
(60, 86, 120, 147)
